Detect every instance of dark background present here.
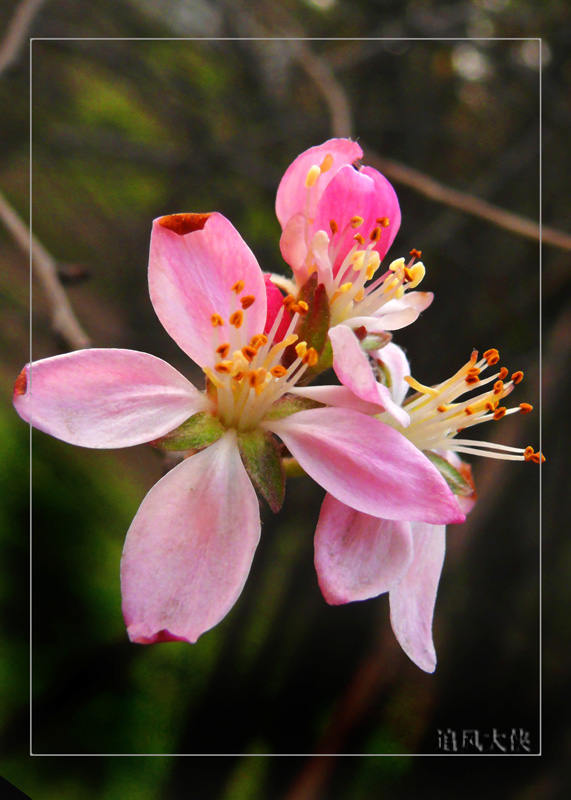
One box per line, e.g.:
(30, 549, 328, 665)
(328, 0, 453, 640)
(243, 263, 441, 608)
(0, 0, 567, 798)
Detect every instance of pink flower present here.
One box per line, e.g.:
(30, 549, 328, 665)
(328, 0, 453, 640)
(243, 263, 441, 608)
(14, 212, 463, 646)
(314, 342, 542, 672)
(275, 138, 433, 408)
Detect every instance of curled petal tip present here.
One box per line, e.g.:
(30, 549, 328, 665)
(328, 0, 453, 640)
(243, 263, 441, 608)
(157, 212, 212, 235)
(126, 625, 196, 645)
(13, 366, 28, 399)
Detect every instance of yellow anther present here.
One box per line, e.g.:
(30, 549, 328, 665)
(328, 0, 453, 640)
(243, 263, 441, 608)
(241, 295, 256, 309)
(352, 252, 366, 271)
(320, 153, 334, 173)
(214, 361, 234, 374)
(303, 347, 319, 367)
(403, 266, 415, 283)
(389, 257, 405, 272)
(295, 341, 308, 359)
(404, 376, 440, 397)
(231, 280, 245, 294)
(350, 216, 364, 228)
(283, 294, 296, 307)
(407, 262, 425, 289)
(330, 220, 338, 235)
(270, 365, 288, 378)
(354, 288, 365, 302)
(284, 333, 299, 347)
(353, 233, 366, 245)
(305, 165, 321, 188)
(216, 343, 231, 359)
(339, 282, 353, 293)
(211, 313, 224, 327)
(229, 310, 243, 328)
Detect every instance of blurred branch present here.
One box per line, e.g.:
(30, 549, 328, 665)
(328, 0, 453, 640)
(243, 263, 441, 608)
(292, 40, 353, 139)
(365, 146, 571, 252)
(0, 0, 47, 77)
(0, 187, 91, 350)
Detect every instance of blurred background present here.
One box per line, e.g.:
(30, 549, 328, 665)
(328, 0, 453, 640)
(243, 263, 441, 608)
(0, 0, 568, 798)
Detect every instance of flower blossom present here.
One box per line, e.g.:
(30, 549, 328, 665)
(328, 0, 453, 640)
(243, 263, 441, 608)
(314, 342, 543, 672)
(274, 138, 433, 410)
(14, 212, 464, 646)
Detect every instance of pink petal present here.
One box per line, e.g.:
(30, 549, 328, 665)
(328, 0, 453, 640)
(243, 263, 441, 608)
(13, 349, 208, 448)
(360, 165, 401, 259)
(279, 213, 309, 278)
(275, 139, 363, 227)
(149, 213, 267, 367)
(121, 431, 260, 644)
(329, 324, 410, 427)
(369, 342, 410, 406)
(313, 165, 394, 277)
(389, 523, 446, 673)
(263, 274, 292, 340)
(314, 493, 413, 604)
(265, 407, 465, 524)
(289, 384, 388, 416)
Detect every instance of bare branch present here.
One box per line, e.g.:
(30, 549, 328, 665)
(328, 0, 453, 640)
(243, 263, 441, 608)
(0, 187, 91, 350)
(0, 0, 47, 78)
(291, 40, 353, 139)
(365, 146, 571, 252)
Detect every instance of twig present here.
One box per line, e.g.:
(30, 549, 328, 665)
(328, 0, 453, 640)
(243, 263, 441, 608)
(364, 146, 571, 252)
(0, 187, 91, 350)
(0, 0, 47, 77)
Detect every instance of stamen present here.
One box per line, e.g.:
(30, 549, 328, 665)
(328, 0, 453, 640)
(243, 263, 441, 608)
(512, 371, 524, 384)
(241, 295, 256, 309)
(215, 361, 234, 374)
(465, 375, 480, 385)
(483, 349, 500, 365)
(320, 153, 334, 173)
(519, 403, 533, 413)
(493, 380, 504, 394)
(241, 345, 257, 362)
(499, 367, 509, 380)
(270, 365, 288, 378)
(377, 217, 390, 227)
(370, 227, 382, 242)
(305, 165, 321, 188)
(229, 310, 243, 328)
(216, 343, 231, 359)
(302, 347, 318, 367)
(231, 280, 245, 294)
(295, 341, 308, 359)
(409, 248, 422, 260)
(493, 407, 507, 420)
(250, 334, 268, 349)
(350, 216, 364, 228)
(353, 233, 366, 245)
(330, 220, 338, 235)
(211, 313, 224, 327)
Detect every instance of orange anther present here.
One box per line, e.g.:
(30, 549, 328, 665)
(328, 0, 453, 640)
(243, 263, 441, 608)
(511, 371, 524, 384)
(283, 294, 296, 307)
(231, 280, 245, 294)
(241, 295, 256, 309)
(370, 227, 382, 242)
(437, 405, 448, 412)
(216, 343, 231, 359)
(498, 367, 509, 380)
(241, 345, 257, 362)
(350, 216, 364, 228)
(519, 403, 533, 414)
(409, 248, 422, 259)
(493, 380, 504, 394)
(377, 217, 390, 227)
(330, 220, 338, 235)
(211, 313, 224, 327)
(493, 407, 507, 420)
(249, 334, 267, 349)
(465, 375, 480, 385)
(270, 365, 288, 378)
(465, 406, 474, 415)
(303, 347, 319, 367)
(353, 233, 366, 245)
(214, 361, 233, 374)
(229, 310, 243, 328)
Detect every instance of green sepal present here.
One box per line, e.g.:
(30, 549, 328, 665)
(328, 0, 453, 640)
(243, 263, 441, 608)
(262, 394, 324, 422)
(283, 274, 331, 369)
(361, 331, 392, 352)
(237, 429, 285, 513)
(151, 412, 226, 451)
(373, 358, 393, 390)
(423, 451, 474, 497)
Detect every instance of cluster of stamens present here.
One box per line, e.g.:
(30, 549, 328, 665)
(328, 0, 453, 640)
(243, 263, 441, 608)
(382, 348, 544, 463)
(302, 156, 425, 327)
(203, 281, 317, 430)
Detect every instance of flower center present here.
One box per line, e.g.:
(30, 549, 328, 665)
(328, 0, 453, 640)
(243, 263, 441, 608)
(379, 348, 544, 463)
(202, 284, 317, 431)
